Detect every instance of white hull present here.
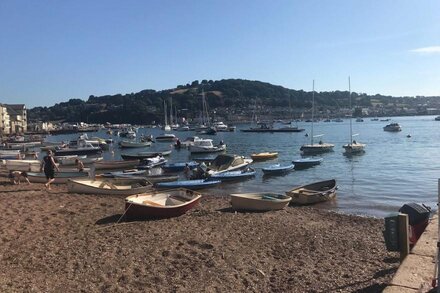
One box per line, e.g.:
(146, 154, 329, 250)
(230, 193, 291, 211)
(5, 160, 41, 172)
(342, 143, 365, 154)
(27, 172, 89, 184)
(189, 144, 226, 154)
(67, 179, 151, 195)
(59, 156, 103, 166)
(120, 141, 152, 148)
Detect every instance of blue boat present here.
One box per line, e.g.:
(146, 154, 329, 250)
(155, 179, 221, 189)
(262, 164, 294, 175)
(162, 161, 199, 172)
(292, 158, 323, 169)
(209, 168, 256, 181)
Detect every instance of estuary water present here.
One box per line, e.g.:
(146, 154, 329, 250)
(47, 115, 440, 218)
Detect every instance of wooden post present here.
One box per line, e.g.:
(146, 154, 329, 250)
(398, 213, 410, 262)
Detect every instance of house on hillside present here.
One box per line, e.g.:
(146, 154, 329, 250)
(0, 104, 11, 135)
(3, 104, 27, 134)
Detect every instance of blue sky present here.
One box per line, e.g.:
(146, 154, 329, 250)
(1, 0, 439, 107)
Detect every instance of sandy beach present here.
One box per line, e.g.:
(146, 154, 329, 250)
(0, 176, 399, 292)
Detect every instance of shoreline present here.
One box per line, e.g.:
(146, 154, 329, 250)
(0, 177, 399, 292)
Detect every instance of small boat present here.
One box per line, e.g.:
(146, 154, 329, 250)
(286, 179, 337, 205)
(101, 169, 147, 178)
(162, 161, 199, 172)
(355, 118, 364, 122)
(155, 179, 221, 190)
(119, 140, 152, 148)
(58, 156, 103, 166)
(54, 141, 102, 156)
(230, 193, 292, 211)
(383, 122, 402, 132)
(0, 150, 23, 159)
(67, 178, 152, 195)
(94, 160, 140, 170)
(5, 159, 41, 172)
(124, 188, 202, 220)
(155, 133, 176, 142)
(435, 116, 440, 121)
(137, 156, 167, 169)
(145, 174, 179, 184)
(262, 163, 294, 175)
(208, 168, 256, 182)
(188, 138, 226, 154)
(250, 152, 278, 161)
(121, 150, 171, 160)
(27, 171, 89, 184)
(292, 158, 323, 169)
(206, 154, 253, 175)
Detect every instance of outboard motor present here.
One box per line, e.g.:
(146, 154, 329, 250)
(399, 203, 431, 245)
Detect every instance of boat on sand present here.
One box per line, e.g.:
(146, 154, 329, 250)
(124, 188, 202, 220)
(286, 179, 337, 205)
(67, 178, 151, 195)
(230, 193, 292, 211)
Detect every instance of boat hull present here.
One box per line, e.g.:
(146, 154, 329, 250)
(262, 164, 294, 175)
(124, 189, 201, 220)
(286, 179, 337, 205)
(230, 193, 291, 211)
(27, 172, 89, 184)
(155, 179, 221, 190)
(67, 178, 151, 195)
(94, 160, 140, 170)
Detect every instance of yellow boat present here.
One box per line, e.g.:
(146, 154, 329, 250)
(250, 152, 278, 161)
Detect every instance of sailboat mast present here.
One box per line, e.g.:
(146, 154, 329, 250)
(163, 100, 167, 125)
(170, 97, 173, 126)
(349, 77, 352, 145)
(311, 80, 315, 145)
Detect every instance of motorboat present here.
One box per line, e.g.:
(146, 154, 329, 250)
(213, 121, 228, 132)
(188, 138, 226, 154)
(119, 140, 152, 148)
(383, 123, 402, 132)
(155, 133, 176, 142)
(54, 140, 102, 156)
(121, 150, 171, 160)
(162, 161, 199, 172)
(206, 154, 253, 175)
(124, 188, 202, 220)
(230, 193, 292, 211)
(137, 156, 167, 169)
(286, 179, 337, 205)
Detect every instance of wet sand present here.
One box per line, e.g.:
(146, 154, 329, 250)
(0, 177, 399, 292)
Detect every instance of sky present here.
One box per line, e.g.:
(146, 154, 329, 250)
(1, 0, 440, 108)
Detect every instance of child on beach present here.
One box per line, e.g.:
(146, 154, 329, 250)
(75, 158, 85, 172)
(9, 171, 30, 185)
(40, 150, 60, 190)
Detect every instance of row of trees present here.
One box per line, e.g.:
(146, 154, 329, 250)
(28, 79, 432, 124)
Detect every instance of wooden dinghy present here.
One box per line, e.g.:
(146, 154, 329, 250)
(250, 152, 278, 161)
(286, 179, 337, 205)
(230, 193, 292, 211)
(124, 188, 202, 220)
(94, 160, 140, 170)
(27, 171, 89, 184)
(67, 178, 151, 195)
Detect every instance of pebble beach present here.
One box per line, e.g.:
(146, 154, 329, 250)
(0, 176, 399, 292)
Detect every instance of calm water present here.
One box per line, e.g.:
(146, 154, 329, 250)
(45, 115, 440, 218)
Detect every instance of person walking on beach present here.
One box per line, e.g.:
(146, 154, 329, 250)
(40, 150, 59, 190)
(183, 163, 191, 179)
(75, 158, 85, 172)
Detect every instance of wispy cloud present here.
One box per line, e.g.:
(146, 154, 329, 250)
(410, 46, 440, 55)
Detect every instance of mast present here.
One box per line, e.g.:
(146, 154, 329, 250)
(349, 76, 352, 145)
(163, 100, 168, 126)
(311, 80, 315, 145)
(170, 97, 173, 126)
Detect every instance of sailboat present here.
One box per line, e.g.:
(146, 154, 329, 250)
(343, 77, 365, 155)
(196, 90, 216, 135)
(162, 100, 171, 131)
(300, 80, 334, 154)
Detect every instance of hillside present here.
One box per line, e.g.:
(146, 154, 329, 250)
(28, 79, 440, 124)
